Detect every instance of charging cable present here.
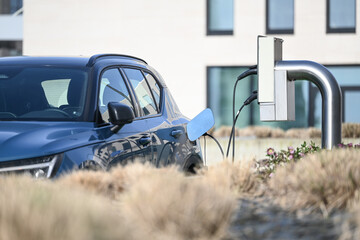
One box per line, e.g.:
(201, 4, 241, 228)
(226, 90, 258, 162)
(230, 66, 258, 162)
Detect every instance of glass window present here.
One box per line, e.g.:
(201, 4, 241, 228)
(143, 71, 161, 111)
(123, 68, 158, 116)
(0, 41, 22, 57)
(309, 66, 360, 127)
(329, 66, 360, 124)
(0, 0, 23, 14)
(100, 68, 134, 123)
(344, 90, 360, 122)
(327, 0, 356, 33)
(207, 0, 234, 35)
(266, 0, 294, 34)
(0, 67, 87, 120)
(207, 66, 308, 130)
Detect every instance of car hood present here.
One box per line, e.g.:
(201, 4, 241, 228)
(0, 121, 103, 161)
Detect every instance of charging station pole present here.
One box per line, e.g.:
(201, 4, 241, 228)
(258, 36, 342, 149)
(276, 61, 342, 149)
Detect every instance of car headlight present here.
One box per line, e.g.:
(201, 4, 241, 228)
(0, 154, 63, 179)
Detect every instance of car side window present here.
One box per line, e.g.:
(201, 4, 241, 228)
(123, 68, 158, 116)
(99, 68, 134, 123)
(143, 71, 161, 111)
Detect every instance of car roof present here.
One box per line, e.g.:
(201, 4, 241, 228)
(0, 56, 90, 67)
(0, 55, 148, 68)
(0, 55, 167, 87)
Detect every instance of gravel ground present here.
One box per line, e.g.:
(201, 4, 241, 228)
(228, 196, 351, 240)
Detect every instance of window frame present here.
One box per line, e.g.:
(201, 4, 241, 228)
(326, 0, 356, 33)
(341, 86, 360, 122)
(266, 0, 295, 35)
(96, 66, 138, 124)
(120, 67, 162, 119)
(206, 0, 234, 36)
(141, 69, 163, 113)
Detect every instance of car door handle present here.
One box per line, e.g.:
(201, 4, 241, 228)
(171, 130, 183, 138)
(139, 136, 151, 146)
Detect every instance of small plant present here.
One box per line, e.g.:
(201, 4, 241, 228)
(337, 142, 360, 149)
(256, 141, 320, 178)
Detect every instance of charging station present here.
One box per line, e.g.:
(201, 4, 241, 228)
(258, 36, 295, 122)
(257, 36, 342, 149)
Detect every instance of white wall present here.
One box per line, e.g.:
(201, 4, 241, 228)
(23, 0, 360, 118)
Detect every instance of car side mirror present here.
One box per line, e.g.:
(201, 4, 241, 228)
(108, 102, 135, 133)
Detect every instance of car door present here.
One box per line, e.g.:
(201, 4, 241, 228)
(121, 67, 163, 166)
(136, 70, 188, 168)
(94, 67, 152, 169)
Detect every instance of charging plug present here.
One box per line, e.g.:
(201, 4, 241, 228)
(244, 90, 258, 106)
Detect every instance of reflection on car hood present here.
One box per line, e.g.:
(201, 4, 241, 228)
(0, 121, 101, 161)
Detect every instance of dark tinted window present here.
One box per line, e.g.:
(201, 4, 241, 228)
(143, 72, 161, 111)
(123, 68, 158, 116)
(0, 67, 87, 120)
(99, 68, 134, 123)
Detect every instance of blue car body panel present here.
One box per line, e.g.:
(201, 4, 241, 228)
(0, 55, 203, 177)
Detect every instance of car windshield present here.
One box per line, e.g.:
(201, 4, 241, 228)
(0, 66, 88, 121)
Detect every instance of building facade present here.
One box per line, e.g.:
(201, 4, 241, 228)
(21, 0, 360, 129)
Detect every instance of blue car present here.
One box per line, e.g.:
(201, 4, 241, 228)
(0, 54, 204, 178)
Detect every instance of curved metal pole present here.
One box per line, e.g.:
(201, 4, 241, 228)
(275, 60, 342, 149)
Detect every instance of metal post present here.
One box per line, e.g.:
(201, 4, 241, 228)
(275, 60, 342, 149)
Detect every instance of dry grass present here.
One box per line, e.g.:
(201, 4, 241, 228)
(239, 126, 286, 138)
(284, 127, 321, 138)
(268, 149, 360, 212)
(58, 170, 124, 199)
(212, 123, 360, 139)
(212, 125, 286, 138)
(203, 160, 263, 196)
(0, 175, 136, 240)
(58, 162, 238, 240)
(120, 165, 236, 240)
(212, 125, 324, 138)
(343, 123, 360, 138)
(308, 127, 322, 138)
(212, 125, 239, 138)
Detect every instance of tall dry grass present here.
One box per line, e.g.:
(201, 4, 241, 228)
(202, 160, 263, 196)
(342, 123, 360, 138)
(268, 149, 360, 212)
(212, 125, 324, 138)
(119, 166, 236, 240)
(0, 175, 136, 240)
(213, 123, 360, 139)
(285, 127, 321, 138)
(58, 162, 239, 239)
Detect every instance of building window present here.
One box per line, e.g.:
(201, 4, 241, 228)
(266, 0, 294, 34)
(207, 0, 234, 35)
(207, 66, 308, 130)
(327, 0, 356, 33)
(309, 66, 360, 127)
(0, 0, 23, 14)
(0, 41, 22, 56)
